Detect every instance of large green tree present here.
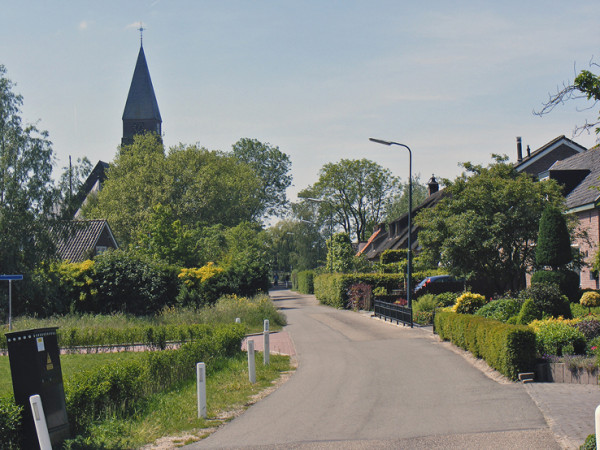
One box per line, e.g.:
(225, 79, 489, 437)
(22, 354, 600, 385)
(231, 138, 292, 219)
(298, 158, 399, 242)
(385, 175, 428, 221)
(83, 135, 263, 246)
(0, 65, 57, 277)
(416, 156, 564, 293)
(267, 219, 326, 272)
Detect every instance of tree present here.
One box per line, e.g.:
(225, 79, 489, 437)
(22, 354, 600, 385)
(535, 62, 600, 136)
(83, 135, 263, 246)
(326, 232, 355, 273)
(267, 219, 326, 272)
(298, 159, 399, 242)
(231, 138, 292, 219)
(536, 206, 572, 270)
(0, 65, 57, 284)
(385, 176, 428, 221)
(416, 156, 564, 294)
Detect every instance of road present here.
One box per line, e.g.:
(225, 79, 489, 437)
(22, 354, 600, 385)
(188, 289, 561, 449)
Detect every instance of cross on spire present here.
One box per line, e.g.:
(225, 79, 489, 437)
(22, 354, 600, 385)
(138, 22, 145, 46)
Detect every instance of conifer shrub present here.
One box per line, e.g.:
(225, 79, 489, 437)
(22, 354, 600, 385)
(516, 299, 542, 325)
(536, 206, 572, 269)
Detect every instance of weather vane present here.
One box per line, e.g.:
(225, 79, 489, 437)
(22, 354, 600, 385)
(138, 22, 145, 46)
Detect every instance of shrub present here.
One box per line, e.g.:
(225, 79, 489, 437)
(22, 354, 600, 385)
(413, 294, 438, 313)
(531, 270, 580, 302)
(535, 206, 573, 269)
(452, 292, 487, 314)
(574, 318, 600, 341)
(380, 249, 407, 265)
(516, 299, 542, 325)
(434, 292, 460, 307)
(581, 433, 596, 450)
(413, 311, 433, 325)
(580, 291, 600, 313)
(314, 273, 403, 309)
(531, 318, 586, 356)
(518, 282, 572, 319)
(297, 270, 314, 294)
(475, 298, 522, 323)
(434, 310, 536, 380)
(347, 283, 372, 311)
(177, 263, 227, 306)
(0, 396, 22, 449)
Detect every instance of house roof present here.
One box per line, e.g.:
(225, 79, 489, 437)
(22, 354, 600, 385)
(359, 189, 448, 260)
(549, 145, 600, 210)
(122, 46, 162, 122)
(52, 220, 117, 262)
(514, 135, 586, 175)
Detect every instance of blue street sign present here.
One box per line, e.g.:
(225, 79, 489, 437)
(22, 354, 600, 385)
(0, 275, 23, 281)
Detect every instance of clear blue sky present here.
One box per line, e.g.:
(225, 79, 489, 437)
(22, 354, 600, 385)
(1, 1, 599, 204)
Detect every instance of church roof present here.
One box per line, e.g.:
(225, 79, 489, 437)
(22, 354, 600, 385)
(122, 46, 162, 122)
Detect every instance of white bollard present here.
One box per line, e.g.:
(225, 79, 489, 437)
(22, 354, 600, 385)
(248, 339, 256, 383)
(197, 362, 207, 419)
(29, 394, 52, 450)
(595, 404, 600, 449)
(235, 317, 241, 324)
(263, 319, 270, 365)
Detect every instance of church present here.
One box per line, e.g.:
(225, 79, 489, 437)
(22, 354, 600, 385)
(75, 37, 162, 218)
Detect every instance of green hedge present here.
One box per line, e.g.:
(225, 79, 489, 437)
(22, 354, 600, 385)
(314, 273, 404, 308)
(0, 324, 245, 443)
(297, 271, 314, 294)
(434, 310, 536, 380)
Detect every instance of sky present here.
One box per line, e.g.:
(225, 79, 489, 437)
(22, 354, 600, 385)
(1, 1, 600, 209)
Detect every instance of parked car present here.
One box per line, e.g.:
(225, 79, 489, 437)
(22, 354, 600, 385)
(414, 275, 464, 296)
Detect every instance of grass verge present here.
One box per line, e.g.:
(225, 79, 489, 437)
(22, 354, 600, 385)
(63, 352, 292, 449)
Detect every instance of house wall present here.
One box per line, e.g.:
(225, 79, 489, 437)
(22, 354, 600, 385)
(574, 208, 600, 290)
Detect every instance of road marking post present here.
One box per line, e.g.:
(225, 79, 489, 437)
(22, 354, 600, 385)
(29, 394, 52, 450)
(596, 404, 600, 448)
(263, 319, 270, 365)
(197, 362, 207, 419)
(235, 317, 241, 324)
(248, 339, 256, 383)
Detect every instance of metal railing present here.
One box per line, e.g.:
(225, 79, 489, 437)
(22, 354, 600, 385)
(374, 299, 413, 328)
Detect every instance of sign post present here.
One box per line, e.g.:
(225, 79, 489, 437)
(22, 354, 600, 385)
(1, 275, 24, 331)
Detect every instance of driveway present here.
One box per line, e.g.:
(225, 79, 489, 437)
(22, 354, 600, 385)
(188, 289, 561, 449)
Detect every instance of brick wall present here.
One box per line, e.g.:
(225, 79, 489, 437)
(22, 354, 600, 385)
(574, 208, 600, 290)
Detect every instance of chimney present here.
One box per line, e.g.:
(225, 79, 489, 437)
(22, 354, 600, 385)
(526, 145, 531, 157)
(516, 137, 523, 162)
(427, 174, 439, 196)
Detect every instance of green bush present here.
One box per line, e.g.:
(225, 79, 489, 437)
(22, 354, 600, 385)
(452, 292, 487, 314)
(413, 294, 438, 313)
(531, 270, 580, 302)
(434, 292, 460, 307)
(297, 270, 315, 294)
(380, 249, 407, 265)
(518, 282, 572, 319)
(533, 320, 586, 356)
(580, 291, 600, 313)
(0, 396, 22, 449)
(434, 310, 536, 380)
(314, 273, 403, 309)
(475, 298, 522, 323)
(516, 299, 542, 325)
(581, 433, 596, 450)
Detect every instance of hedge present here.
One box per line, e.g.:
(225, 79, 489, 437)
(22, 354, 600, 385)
(0, 323, 246, 443)
(434, 310, 536, 380)
(297, 270, 314, 294)
(314, 273, 404, 308)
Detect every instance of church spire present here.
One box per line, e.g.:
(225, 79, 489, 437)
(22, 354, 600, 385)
(121, 37, 162, 146)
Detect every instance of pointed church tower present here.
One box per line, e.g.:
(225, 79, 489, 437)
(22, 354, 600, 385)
(121, 42, 162, 146)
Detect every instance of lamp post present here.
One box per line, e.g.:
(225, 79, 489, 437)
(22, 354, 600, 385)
(369, 138, 413, 320)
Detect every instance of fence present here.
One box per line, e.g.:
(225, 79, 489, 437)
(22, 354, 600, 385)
(374, 299, 413, 328)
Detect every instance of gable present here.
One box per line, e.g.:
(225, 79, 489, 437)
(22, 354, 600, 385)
(52, 220, 118, 262)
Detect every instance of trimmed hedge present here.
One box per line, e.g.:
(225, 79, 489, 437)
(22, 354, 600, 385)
(297, 270, 314, 294)
(434, 310, 536, 380)
(314, 273, 404, 308)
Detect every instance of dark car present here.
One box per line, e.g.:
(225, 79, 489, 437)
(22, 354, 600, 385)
(414, 275, 464, 296)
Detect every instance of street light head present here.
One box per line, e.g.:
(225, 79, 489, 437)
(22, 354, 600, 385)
(369, 137, 392, 146)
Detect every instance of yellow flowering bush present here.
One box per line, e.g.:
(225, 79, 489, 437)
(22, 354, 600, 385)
(452, 292, 487, 314)
(53, 260, 97, 302)
(528, 316, 580, 333)
(178, 262, 225, 289)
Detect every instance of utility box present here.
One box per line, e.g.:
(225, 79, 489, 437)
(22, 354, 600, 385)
(6, 327, 70, 448)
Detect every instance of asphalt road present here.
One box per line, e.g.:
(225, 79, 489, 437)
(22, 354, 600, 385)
(188, 289, 561, 449)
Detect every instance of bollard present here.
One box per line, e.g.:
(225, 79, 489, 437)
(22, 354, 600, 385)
(263, 319, 270, 365)
(29, 395, 52, 450)
(235, 318, 241, 324)
(248, 339, 256, 383)
(596, 404, 600, 449)
(197, 362, 207, 419)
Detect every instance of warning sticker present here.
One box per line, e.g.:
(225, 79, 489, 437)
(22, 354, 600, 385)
(46, 354, 53, 371)
(36, 337, 45, 352)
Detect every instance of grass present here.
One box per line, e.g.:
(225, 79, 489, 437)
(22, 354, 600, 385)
(62, 352, 292, 448)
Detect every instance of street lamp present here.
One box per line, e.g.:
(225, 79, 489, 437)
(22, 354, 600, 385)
(369, 137, 413, 317)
